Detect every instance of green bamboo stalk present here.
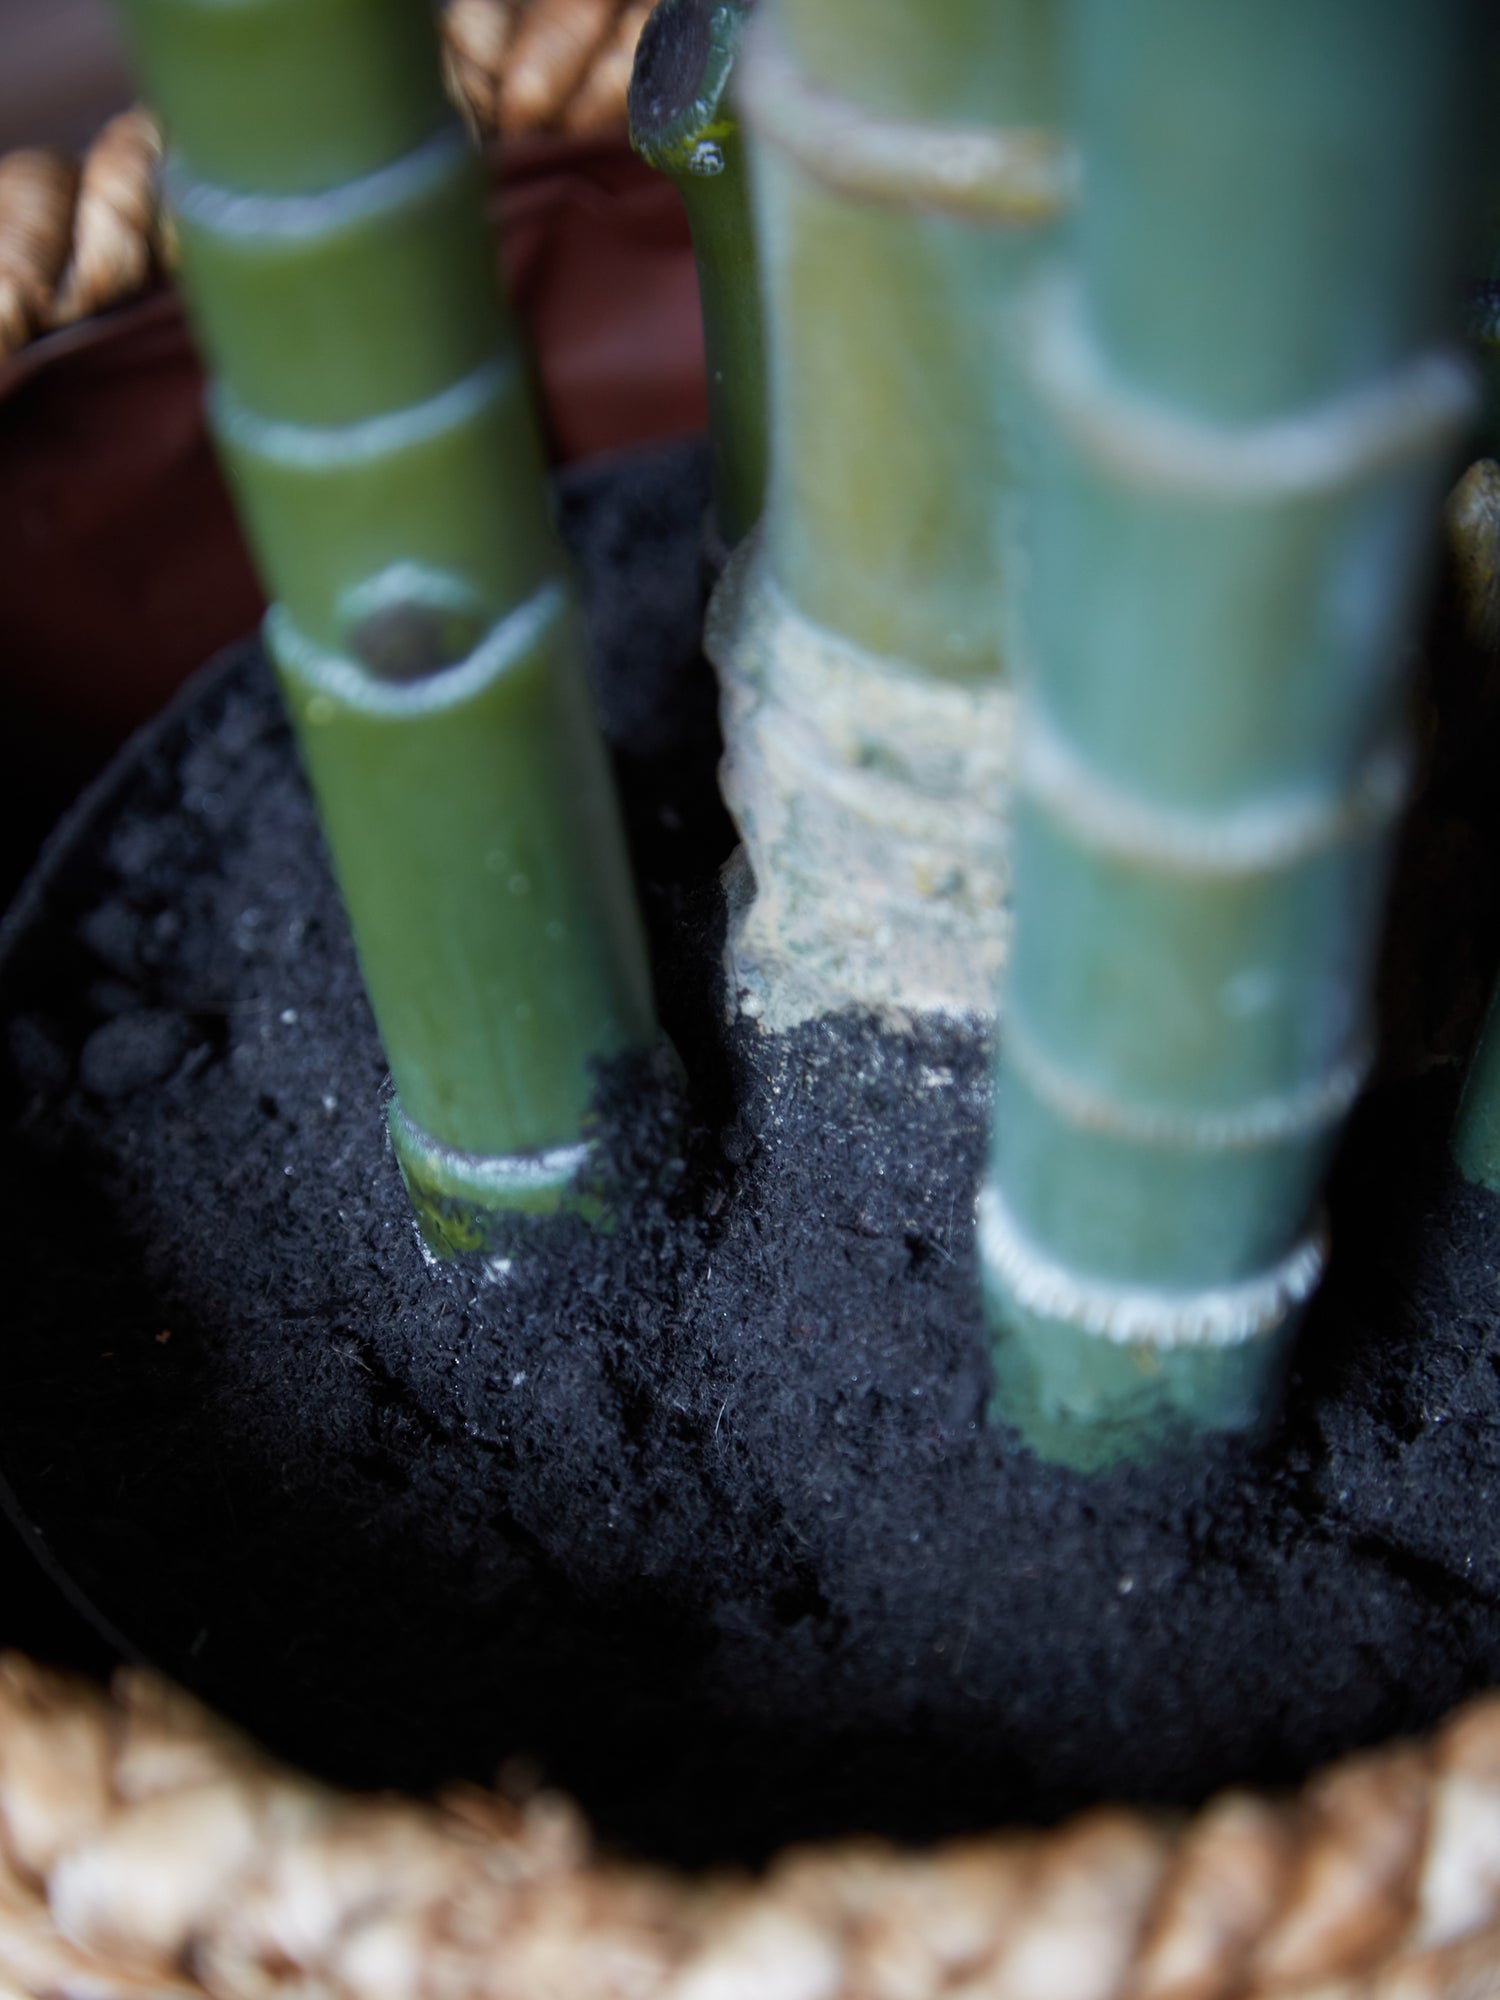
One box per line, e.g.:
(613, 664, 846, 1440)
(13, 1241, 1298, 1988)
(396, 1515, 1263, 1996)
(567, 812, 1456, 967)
(706, 0, 1069, 1027)
(119, 0, 656, 1251)
(981, 0, 1486, 1468)
(629, 0, 766, 549)
(1455, 985, 1500, 1190)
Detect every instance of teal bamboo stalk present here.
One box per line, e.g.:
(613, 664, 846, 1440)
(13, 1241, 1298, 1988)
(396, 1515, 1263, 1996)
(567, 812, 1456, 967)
(119, 0, 656, 1251)
(629, 0, 766, 549)
(981, 0, 1486, 1468)
(706, 0, 1069, 1027)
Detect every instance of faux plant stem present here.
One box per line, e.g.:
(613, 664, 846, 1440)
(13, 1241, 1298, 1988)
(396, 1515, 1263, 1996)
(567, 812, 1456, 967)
(630, 0, 766, 549)
(1455, 985, 1500, 1191)
(119, 0, 655, 1250)
(706, 0, 1069, 1027)
(982, 0, 1485, 1467)
(757, 0, 1062, 679)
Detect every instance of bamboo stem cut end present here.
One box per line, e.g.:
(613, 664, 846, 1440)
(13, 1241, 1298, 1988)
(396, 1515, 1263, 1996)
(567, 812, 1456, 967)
(628, 0, 754, 176)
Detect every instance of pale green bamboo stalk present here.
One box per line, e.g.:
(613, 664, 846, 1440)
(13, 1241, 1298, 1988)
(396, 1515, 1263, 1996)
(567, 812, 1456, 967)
(629, 0, 766, 548)
(119, 0, 656, 1252)
(706, 0, 1069, 1028)
(982, 0, 1486, 1468)
(756, 0, 1061, 681)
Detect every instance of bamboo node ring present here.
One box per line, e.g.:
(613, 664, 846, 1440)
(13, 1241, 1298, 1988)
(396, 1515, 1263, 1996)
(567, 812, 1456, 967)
(166, 125, 472, 242)
(740, 21, 1076, 226)
(212, 351, 518, 469)
(976, 1181, 1327, 1348)
(1029, 271, 1478, 498)
(1002, 1010, 1374, 1151)
(388, 1096, 592, 1199)
(1017, 701, 1413, 875)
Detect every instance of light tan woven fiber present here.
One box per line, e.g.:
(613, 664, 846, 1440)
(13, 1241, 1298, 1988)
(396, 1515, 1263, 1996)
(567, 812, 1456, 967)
(0, 149, 77, 360)
(49, 110, 164, 330)
(6, 1654, 1500, 2000)
(563, 1, 654, 135)
(497, 0, 625, 135)
(443, 0, 527, 138)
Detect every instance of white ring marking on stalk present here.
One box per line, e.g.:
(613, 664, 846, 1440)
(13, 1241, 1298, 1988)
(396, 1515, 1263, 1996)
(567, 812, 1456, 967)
(976, 1182, 1326, 1348)
(1002, 1010, 1372, 1149)
(167, 124, 472, 240)
(1029, 271, 1477, 497)
(741, 18, 1076, 226)
(389, 1096, 591, 1197)
(1018, 703, 1412, 873)
(212, 351, 517, 468)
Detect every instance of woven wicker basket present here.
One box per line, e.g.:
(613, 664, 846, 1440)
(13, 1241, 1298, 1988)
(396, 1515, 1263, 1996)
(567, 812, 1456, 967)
(4, 1655, 1500, 1999)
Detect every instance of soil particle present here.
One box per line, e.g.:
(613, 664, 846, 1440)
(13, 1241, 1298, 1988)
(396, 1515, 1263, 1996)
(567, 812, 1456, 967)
(2, 442, 1500, 1868)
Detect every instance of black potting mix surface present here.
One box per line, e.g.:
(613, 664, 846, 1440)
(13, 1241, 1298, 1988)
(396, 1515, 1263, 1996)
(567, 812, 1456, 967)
(3, 441, 1500, 1867)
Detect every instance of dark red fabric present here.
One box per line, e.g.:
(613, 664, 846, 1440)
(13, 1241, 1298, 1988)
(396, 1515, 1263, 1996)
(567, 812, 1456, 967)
(501, 132, 706, 463)
(0, 291, 264, 748)
(0, 133, 704, 822)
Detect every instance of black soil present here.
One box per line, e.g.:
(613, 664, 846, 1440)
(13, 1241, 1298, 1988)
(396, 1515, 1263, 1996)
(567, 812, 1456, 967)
(4, 442, 1500, 1868)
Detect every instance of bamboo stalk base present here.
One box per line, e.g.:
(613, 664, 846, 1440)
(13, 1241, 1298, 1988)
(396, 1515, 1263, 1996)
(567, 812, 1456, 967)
(977, 1183, 1319, 1469)
(389, 1096, 596, 1251)
(705, 533, 1012, 1030)
(985, 1316, 1302, 1474)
